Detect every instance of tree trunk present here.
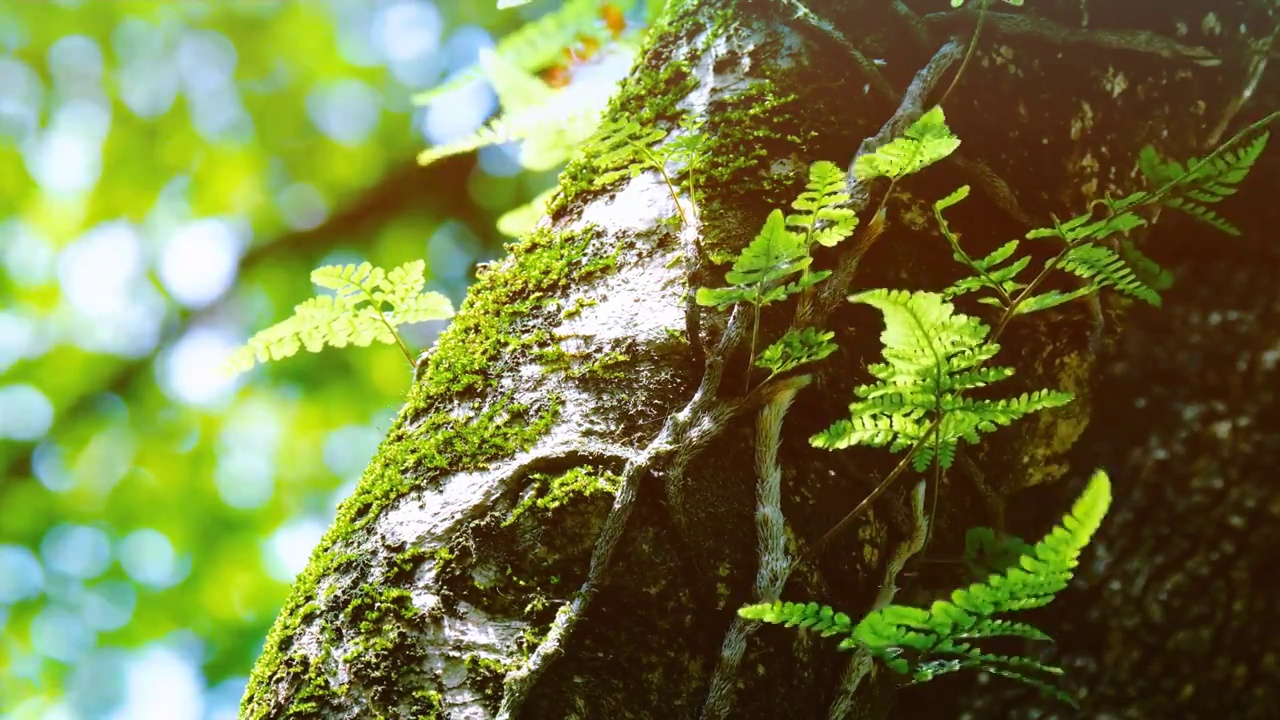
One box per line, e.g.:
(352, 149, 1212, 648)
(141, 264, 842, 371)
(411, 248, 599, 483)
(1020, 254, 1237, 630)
(240, 1, 1279, 718)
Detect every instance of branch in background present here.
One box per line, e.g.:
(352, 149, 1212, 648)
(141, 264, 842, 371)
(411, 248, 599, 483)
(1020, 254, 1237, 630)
(1, 153, 484, 486)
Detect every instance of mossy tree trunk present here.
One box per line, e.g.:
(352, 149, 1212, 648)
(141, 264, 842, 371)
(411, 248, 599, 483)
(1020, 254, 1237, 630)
(241, 1, 1279, 718)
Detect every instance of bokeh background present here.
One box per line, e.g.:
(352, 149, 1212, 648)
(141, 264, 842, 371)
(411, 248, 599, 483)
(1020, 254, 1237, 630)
(0, 1, 637, 717)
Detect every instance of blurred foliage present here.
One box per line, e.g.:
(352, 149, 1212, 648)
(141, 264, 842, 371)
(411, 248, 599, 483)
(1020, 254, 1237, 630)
(0, 1, 643, 717)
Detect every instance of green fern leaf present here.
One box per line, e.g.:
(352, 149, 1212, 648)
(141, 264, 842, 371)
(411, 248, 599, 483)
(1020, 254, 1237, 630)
(853, 106, 960, 182)
(418, 50, 612, 172)
(227, 260, 455, 374)
(964, 526, 1034, 581)
(1057, 243, 1160, 306)
(934, 186, 1029, 303)
(739, 473, 1109, 706)
(413, 0, 612, 106)
(811, 290, 1072, 468)
(1012, 286, 1096, 316)
(696, 209, 810, 310)
(1138, 130, 1268, 236)
(787, 161, 858, 247)
(755, 327, 837, 378)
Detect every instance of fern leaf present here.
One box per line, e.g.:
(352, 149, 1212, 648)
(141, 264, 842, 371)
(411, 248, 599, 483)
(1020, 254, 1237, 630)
(964, 526, 1034, 581)
(755, 327, 837, 378)
(754, 470, 1102, 706)
(853, 106, 960, 182)
(1138, 130, 1268, 236)
(413, 0, 608, 106)
(227, 260, 455, 374)
(1012, 285, 1096, 316)
(418, 50, 612, 171)
(697, 209, 810, 309)
(1057, 243, 1161, 306)
(787, 161, 858, 247)
(738, 600, 855, 638)
(812, 290, 1071, 468)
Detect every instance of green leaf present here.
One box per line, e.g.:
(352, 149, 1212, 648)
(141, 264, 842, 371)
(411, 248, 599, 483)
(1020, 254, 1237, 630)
(227, 260, 455, 374)
(1137, 130, 1268, 236)
(755, 327, 838, 377)
(698, 209, 811, 309)
(810, 290, 1072, 467)
(787, 160, 858, 248)
(853, 106, 960, 182)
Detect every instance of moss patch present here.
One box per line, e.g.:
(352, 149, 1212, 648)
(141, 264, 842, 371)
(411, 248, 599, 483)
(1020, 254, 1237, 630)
(545, 1, 703, 218)
(242, 224, 619, 718)
(503, 466, 624, 526)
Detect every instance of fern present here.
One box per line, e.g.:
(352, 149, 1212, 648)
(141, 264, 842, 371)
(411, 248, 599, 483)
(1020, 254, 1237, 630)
(417, 50, 614, 172)
(226, 260, 454, 373)
(810, 290, 1072, 470)
(413, 0, 621, 106)
(695, 209, 826, 311)
(555, 115, 707, 227)
(963, 526, 1034, 582)
(741, 469, 1112, 706)
(853, 106, 961, 182)
(787, 160, 858, 248)
(937, 184, 1162, 313)
(755, 327, 837, 379)
(1136, 129, 1269, 236)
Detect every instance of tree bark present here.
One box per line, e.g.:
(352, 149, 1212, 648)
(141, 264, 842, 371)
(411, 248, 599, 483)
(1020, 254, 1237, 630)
(240, 1, 1279, 718)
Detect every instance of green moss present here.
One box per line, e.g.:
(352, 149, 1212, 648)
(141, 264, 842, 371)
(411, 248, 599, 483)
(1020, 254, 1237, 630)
(465, 654, 517, 712)
(545, 3, 701, 217)
(700, 77, 811, 195)
(243, 223, 616, 718)
(536, 343, 631, 380)
(503, 466, 625, 526)
(559, 295, 598, 319)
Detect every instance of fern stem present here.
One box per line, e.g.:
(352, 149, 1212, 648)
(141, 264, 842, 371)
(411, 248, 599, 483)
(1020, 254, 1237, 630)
(636, 143, 690, 227)
(807, 419, 940, 557)
(936, 0, 989, 109)
(938, 204, 1014, 308)
(355, 285, 417, 366)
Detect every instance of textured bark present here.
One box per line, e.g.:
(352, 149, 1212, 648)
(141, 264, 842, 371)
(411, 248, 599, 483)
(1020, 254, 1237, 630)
(241, 1, 1279, 718)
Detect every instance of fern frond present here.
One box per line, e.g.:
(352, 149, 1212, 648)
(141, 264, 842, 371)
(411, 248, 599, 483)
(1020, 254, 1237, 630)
(812, 290, 1072, 469)
(738, 600, 855, 638)
(853, 106, 960, 182)
(227, 260, 454, 374)
(964, 526, 1034, 581)
(787, 161, 858, 247)
(1138, 129, 1268, 235)
(696, 209, 810, 310)
(413, 0, 611, 106)
(418, 50, 611, 171)
(755, 327, 837, 378)
(1056, 243, 1161, 306)
(743, 473, 1108, 706)
(1025, 209, 1147, 245)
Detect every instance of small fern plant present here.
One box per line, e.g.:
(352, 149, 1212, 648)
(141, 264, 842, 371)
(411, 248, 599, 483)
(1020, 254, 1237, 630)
(933, 120, 1270, 321)
(810, 289, 1073, 469)
(741, 469, 1112, 705)
(226, 260, 454, 374)
(585, 115, 708, 225)
(696, 107, 961, 385)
